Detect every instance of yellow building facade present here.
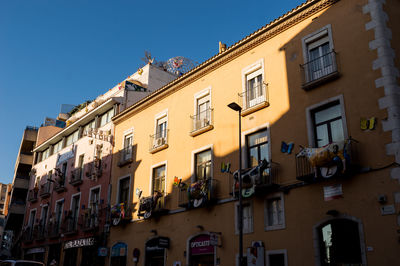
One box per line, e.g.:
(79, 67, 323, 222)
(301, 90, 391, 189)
(110, 0, 400, 265)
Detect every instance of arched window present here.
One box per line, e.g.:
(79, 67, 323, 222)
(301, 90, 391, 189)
(318, 219, 362, 265)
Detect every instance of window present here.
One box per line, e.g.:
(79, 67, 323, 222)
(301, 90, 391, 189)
(61, 162, 68, 184)
(265, 193, 285, 231)
(28, 209, 36, 228)
(235, 202, 253, 234)
(83, 120, 96, 134)
(42, 148, 50, 160)
(242, 59, 266, 110)
(40, 205, 49, 227)
(55, 200, 64, 228)
(311, 101, 344, 147)
(70, 194, 80, 230)
(123, 134, 133, 161)
(152, 165, 166, 194)
(302, 25, 336, 83)
(156, 116, 167, 140)
(90, 187, 100, 206)
(192, 89, 212, 132)
(99, 108, 114, 127)
(118, 176, 130, 205)
(266, 250, 288, 266)
(195, 149, 212, 181)
(53, 140, 63, 153)
(246, 129, 269, 168)
(66, 130, 79, 146)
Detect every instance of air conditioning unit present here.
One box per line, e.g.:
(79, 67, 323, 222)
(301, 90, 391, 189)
(203, 118, 210, 126)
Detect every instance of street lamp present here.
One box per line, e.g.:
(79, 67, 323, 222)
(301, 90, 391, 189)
(227, 102, 244, 266)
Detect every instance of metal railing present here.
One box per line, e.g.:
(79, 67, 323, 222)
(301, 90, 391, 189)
(178, 178, 217, 208)
(47, 220, 61, 238)
(69, 168, 83, 185)
(80, 204, 104, 231)
(118, 146, 133, 166)
(36, 223, 46, 240)
(300, 51, 338, 86)
(149, 129, 169, 151)
(39, 182, 51, 198)
(61, 217, 78, 234)
(239, 83, 269, 110)
(190, 108, 214, 133)
(22, 226, 34, 242)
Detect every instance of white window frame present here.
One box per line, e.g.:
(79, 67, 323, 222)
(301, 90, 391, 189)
(149, 161, 167, 195)
(235, 201, 253, 234)
(193, 87, 212, 131)
(54, 198, 65, 224)
(241, 58, 265, 109)
(153, 109, 168, 147)
(264, 192, 286, 231)
(122, 128, 134, 161)
(88, 185, 102, 205)
(190, 144, 213, 183)
(302, 24, 334, 63)
(28, 208, 37, 227)
(116, 174, 131, 204)
(241, 122, 271, 168)
(266, 249, 288, 266)
(305, 94, 348, 147)
(40, 204, 49, 225)
(70, 192, 81, 227)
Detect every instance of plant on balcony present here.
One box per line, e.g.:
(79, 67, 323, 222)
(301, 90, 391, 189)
(188, 179, 210, 208)
(110, 203, 126, 226)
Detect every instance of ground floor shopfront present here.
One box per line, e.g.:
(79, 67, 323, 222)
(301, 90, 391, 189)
(108, 170, 400, 266)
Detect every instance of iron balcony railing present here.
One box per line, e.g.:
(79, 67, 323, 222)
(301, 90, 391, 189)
(47, 220, 61, 238)
(300, 51, 338, 88)
(138, 192, 167, 219)
(36, 223, 46, 240)
(190, 108, 214, 133)
(231, 160, 280, 198)
(149, 129, 169, 152)
(178, 178, 217, 208)
(118, 146, 133, 166)
(39, 182, 51, 198)
(70, 168, 83, 186)
(61, 216, 79, 234)
(28, 189, 38, 202)
(239, 83, 269, 110)
(80, 204, 104, 231)
(22, 226, 34, 242)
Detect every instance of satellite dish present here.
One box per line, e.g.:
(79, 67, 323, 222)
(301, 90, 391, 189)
(166, 56, 197, 76)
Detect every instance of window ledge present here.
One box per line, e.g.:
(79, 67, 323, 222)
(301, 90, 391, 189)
(190, 125, 214, 137)
(241, 101, 270, 117)
(265, 225, 286, 231)
(302, 71, 340, 91)
(149, 144, 169, 154)
(118, 158, 133, 167)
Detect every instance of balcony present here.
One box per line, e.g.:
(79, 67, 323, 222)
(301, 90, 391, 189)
(80, 204, 106, 231)
(149, 130, 169, 153)
(85, 160, 103, 180)
(46, 220, 61, 238)
(190, 108, 214, 137)
(178, 178, 217, 209)
(69, 168, 83, 186)
(231, 160, 280, 198)
(13, 177, 29, 190)
(8, 201, 25, 215)
(39, 182, 51, 198)
(300, 51, 339, 90)
(138, 192, 168, 219)
(18, 153, 33, 166)
(295, 139, 358, 182)
(239, 83, 269, 116)
(27, 189, 38, 202)
(54, 180, 66, 193)
(118, 146, 133, 167)
(36, 223, 46, 241)
(110, 203, 133, 226)
(61, 217, 78, 235)
(22, 226, 34, 242)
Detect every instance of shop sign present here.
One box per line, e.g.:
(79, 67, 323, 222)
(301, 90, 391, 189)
(57, 146, 75, 165)
(146, 237, 170, 249)
(98, 247, 108, 257)
(64, 237, 95, 249)
(111, 242, 127, 257)
(26, 247, 45, 255)
(190, 234, 214, 255)
(323, 184, 343, 201)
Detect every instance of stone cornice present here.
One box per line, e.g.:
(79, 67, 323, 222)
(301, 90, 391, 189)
(113, 0, 339, 124)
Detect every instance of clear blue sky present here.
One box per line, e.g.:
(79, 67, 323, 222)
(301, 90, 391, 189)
(0, 0, 304, 183)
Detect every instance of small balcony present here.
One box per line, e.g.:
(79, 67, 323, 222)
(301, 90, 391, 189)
(118, 146, 133, 167)
(110, 202, 133, 226)
(54, 179, 66, 193)
(295, 139, 358, 182)
(149, 130, 169, 153)
(177, 178, 217, 209)
(231, 160, 280, 197)
(190, 108, 214, 137)
(138, 192, 168, 219)
(61, 217, 78, 235)
(13, 177, 29, 190)
(8, 201, 26, 215)
(69, 168, 83, 186)
(22, 226, 34, 242)
(239, 83, 269, 116)
(39, 182, 51, 198)
(300, 50, 339, 90)
(46, 220, 61, 238)
(28, 189, 38, 202)
(85, 160, 103, 180)
(36, 223, 46, 241)
(80, 204, 104, 231)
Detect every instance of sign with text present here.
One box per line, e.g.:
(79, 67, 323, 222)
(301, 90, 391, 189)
(324, 184, 343, 201)
(190, 234, 214, 255)
(64, 237, 95, 249)
(57, 146, 75, 165)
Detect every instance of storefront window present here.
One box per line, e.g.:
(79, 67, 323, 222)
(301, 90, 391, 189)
(111, 242, 127, 266)
(189, 234, 215, 266)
